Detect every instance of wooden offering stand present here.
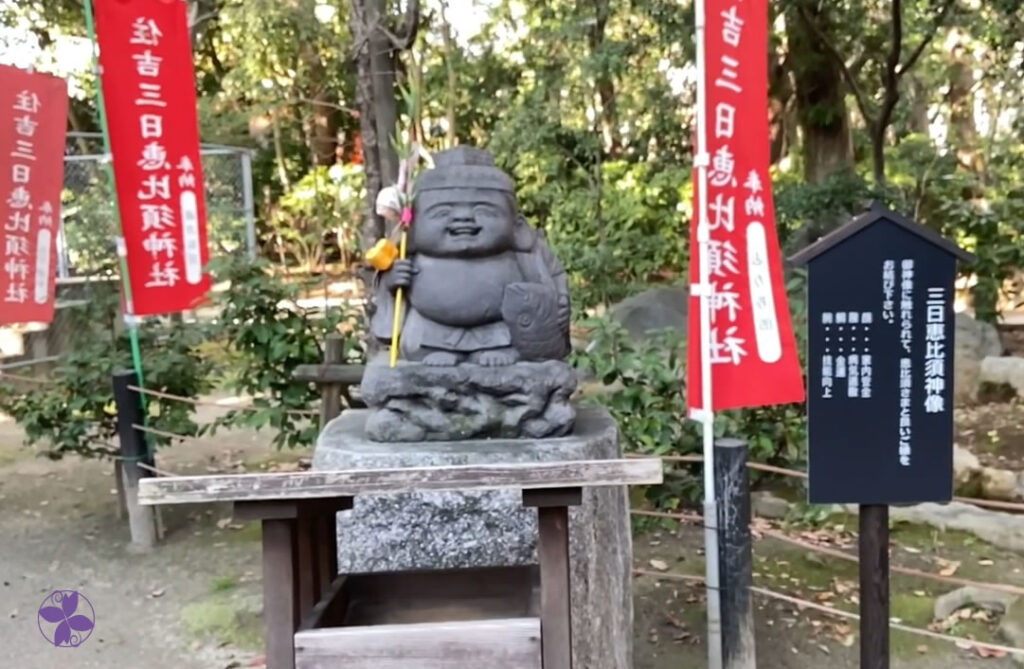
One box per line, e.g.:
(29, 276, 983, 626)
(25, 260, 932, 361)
(139, 458, 662, 669)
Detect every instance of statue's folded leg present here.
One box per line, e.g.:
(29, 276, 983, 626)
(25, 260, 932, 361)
(468, 347, 520, 367)
(418, 349, 466, 366)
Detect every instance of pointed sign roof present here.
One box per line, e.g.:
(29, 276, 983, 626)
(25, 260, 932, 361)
(788, 201, 976, 266)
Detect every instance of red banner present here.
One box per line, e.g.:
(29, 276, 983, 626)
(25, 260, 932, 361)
(686, 0, 805, 412)
(0, 66, 68, 326)
(95, 0, 210, 316)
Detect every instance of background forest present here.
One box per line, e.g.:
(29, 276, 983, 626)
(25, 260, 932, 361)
(7, 0, 1024, 318)
(2, 0, 1023, 479)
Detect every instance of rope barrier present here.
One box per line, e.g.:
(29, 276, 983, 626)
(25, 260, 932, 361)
(0, 371, 55, 385)
(635, 452, 1024, 514)
(132, 423, 194, 442)
(633, 569, 1024, 657)
(629, 507, 1024, 597)
(136, 461, 184, 478)
(126, 385, 319, 418)
(0, 356, 61, 371)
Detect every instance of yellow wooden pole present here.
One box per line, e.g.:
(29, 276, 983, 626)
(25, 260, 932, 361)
(388, 230, 409, 367)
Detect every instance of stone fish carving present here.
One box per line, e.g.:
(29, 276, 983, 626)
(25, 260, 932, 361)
(360, 146, 577, 442)
(502, 282, 569, 361)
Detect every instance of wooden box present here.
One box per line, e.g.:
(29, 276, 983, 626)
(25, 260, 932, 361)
(295, 566, 541, 669)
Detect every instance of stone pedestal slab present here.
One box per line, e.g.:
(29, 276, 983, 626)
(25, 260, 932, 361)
(312, 406, 633, 669)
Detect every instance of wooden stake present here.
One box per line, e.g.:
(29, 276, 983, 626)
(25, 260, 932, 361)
(860, 504, 890, 669)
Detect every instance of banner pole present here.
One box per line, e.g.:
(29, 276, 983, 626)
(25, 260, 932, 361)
(83, 0, 149, 428)
(694, 0, 723, 665)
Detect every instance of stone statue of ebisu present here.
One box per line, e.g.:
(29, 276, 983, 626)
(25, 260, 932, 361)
(360, 146, 578, 441)
(370, 146, 571, 365)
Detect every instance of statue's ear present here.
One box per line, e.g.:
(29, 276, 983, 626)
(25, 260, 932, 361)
(513, 214, 536, 251)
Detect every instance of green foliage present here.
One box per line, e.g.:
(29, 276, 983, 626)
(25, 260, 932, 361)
(521, 160, 689, 312)
(573, 314, 808, 506)
(0, 287, 212, 459)
(204, 255, 366, 449)
(573, 318, 692, 455)
(268, 165, 365, 270)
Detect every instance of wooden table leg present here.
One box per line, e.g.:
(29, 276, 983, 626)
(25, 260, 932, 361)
(263, 518, 298, 669)
(316, 514, 335, 599)
(296, 515, 316, 618)
(524, 488, 580, 669)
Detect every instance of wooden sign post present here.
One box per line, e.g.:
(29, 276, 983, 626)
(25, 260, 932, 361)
(791, 202, 974, 669)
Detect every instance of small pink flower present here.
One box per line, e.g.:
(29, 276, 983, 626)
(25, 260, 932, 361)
(400, 206, 413, 226)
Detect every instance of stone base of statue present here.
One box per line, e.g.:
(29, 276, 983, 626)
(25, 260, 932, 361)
(359, 356, 577, 442)
(312, 406, 632, 669)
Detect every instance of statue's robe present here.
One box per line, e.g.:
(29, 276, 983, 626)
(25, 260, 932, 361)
(370, 232, 569, 359)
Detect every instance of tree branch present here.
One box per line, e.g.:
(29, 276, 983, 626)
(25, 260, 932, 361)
(885, 0, 903, 90)
(797, 4, 876, 127)
(898, 0, 956, 77)
(387, 0, 421, 50)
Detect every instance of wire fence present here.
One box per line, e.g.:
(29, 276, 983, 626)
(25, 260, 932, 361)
(61, 131, 256, 278)
(0, 132, 257, 371)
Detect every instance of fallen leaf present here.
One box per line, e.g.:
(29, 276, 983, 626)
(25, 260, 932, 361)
(216, 518, 232, 529)
(665, 613, 687, 630)
(649, 559, 669, 572)
(913, 590, 927, 597)
(917, 645, 929, 654)
(815, 592, 836, 602)
(976, 646, 1007, 659)
(149, 587, 165, 598)
(939, 562, 961, 577)
(903, 546, 922, 554)
(978, 559, 995, 567)
(818, 645, 830, 655)
(955, 640, 973, 650)
(840, 634, 856, 647)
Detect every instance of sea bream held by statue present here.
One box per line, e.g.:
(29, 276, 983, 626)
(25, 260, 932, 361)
(369, 146, 571, 366)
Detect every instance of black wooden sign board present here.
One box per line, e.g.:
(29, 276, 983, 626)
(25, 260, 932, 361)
(790, 203, 974, 505)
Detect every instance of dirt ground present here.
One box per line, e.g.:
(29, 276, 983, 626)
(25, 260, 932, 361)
(3, 402, 1024, 669)
(633, 523, 1020, 669)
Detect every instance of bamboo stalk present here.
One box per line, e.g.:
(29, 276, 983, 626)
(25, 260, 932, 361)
(388, 230, 409, 367)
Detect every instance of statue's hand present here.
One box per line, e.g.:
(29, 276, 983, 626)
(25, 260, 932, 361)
(384, 259, 416, 293)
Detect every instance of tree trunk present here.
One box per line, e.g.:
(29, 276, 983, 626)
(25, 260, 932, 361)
(946, 34, 981, 173)
(768, 50, 793, 165)
(367, 0, 399, 187)
(301, 43, 338, 167)
(310, 91, 339, 166)
(589, 0, 620, 156)
(439, 1, 458, 146)
(906, 75, 931, 135)
(786, 5, 855, 184)
(350, 0, 386, 249)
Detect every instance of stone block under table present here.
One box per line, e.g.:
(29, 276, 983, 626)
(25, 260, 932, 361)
(313, 406, 634, 669)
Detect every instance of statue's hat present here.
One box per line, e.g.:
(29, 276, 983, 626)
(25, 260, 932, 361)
(415, 146, 515, 192)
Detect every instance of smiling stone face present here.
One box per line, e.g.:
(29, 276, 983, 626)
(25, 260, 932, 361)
(411, 188, 517, 258)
